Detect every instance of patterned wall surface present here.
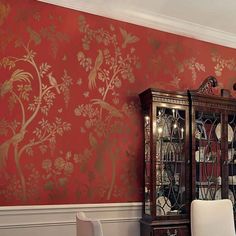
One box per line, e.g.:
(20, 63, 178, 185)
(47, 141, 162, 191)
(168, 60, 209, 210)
(1, 0, 236, 205)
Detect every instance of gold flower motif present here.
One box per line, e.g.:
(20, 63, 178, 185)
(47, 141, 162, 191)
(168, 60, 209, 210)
(54, 157, 65, 170)
(42, 159, 52, 171)
(64, 162, 74, 175)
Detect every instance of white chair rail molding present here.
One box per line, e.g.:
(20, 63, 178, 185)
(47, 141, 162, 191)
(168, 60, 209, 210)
(0, 202, 142, 236)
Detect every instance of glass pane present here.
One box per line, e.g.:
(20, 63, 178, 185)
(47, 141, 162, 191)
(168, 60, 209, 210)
(155, 107, 186, 216)
(228, 114, 236, 210)
(144, 115, 151, 215)
(195, 111, 221, 201)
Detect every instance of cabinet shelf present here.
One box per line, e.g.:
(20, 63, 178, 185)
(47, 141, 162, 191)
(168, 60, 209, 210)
(196, 181, 218, 186)
(196, 161, 218, 164)
(156, 160, 185, 163)
(155, 183, 180, 186)
(195, 139, 219, 143)
(159, 138, 184, 143)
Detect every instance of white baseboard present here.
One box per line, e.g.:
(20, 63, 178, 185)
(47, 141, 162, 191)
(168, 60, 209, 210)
(0, 202, 142, 236)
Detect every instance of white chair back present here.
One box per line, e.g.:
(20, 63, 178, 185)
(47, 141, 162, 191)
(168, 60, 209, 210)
(76, 212, 104, 236)
(191, 199, 235, 236)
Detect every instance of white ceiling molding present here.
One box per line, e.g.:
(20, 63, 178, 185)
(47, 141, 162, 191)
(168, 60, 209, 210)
(37, 0, 236, 49)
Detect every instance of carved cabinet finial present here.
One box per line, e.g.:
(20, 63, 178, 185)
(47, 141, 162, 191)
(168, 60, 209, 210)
(196, 76, 217, 95)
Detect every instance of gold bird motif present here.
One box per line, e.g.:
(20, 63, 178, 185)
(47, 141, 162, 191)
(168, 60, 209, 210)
(0, 80, 13, 97)
(91, 99, 123, 118)
(0, 69, 32, 97)
(88, 49, 103, 90)
(120, 28, 139, 48)
(47, 72, 60, 94)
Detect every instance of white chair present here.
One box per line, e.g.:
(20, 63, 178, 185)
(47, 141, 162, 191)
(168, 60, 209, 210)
(76, 212, 104, 236)
(191, 199, 235, 236)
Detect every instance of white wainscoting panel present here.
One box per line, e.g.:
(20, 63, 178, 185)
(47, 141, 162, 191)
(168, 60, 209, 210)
(0, 202, 142, 236)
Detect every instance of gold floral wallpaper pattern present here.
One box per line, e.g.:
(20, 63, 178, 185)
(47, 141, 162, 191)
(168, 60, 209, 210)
(0, 0, 236, 205)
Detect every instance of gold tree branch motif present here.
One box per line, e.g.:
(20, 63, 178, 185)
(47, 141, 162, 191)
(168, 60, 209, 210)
(211, 50, 236, 77)
(181, 57, 205, 83)
(75, 15, 140, 200)
(0, 2, 10, 26)
(148, 39, 205, 88)
(0, 38, 72, 201)
(28, 25, 70, 58)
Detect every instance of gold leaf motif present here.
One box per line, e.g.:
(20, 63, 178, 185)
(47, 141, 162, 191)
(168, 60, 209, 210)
(211, 51, 236, 77)
(83, 91, 89, 97)
(77, 51, 92, 71)
(40, 25, 69, 58)
(183, 57, 205, 82)
(39, 63, 51, 78)
(0, 57, 15, 69)
(170, 75, 181, 88)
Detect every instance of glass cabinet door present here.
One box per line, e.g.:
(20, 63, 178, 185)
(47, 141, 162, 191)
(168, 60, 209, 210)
(155, 107, 187, 216)
(227, 113, 236, 209)
(144, 106, 188, 217)
(194, 110, 222, 201)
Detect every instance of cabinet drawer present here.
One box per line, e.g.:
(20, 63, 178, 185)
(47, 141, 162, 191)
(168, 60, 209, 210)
(153, 225, 189, 236)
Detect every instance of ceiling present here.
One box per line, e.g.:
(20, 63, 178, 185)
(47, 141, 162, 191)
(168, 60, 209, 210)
(38, 0, 236, 49)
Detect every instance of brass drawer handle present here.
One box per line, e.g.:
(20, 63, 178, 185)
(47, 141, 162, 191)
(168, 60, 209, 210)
(167, 229, 178, 236)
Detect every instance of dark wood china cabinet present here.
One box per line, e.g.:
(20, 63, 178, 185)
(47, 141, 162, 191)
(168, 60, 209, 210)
(139, 76, 236, 236)
(139, 86, 190, 236)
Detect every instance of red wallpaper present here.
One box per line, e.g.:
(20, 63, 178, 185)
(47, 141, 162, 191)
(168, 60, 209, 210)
(1, 0, 236, 205)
